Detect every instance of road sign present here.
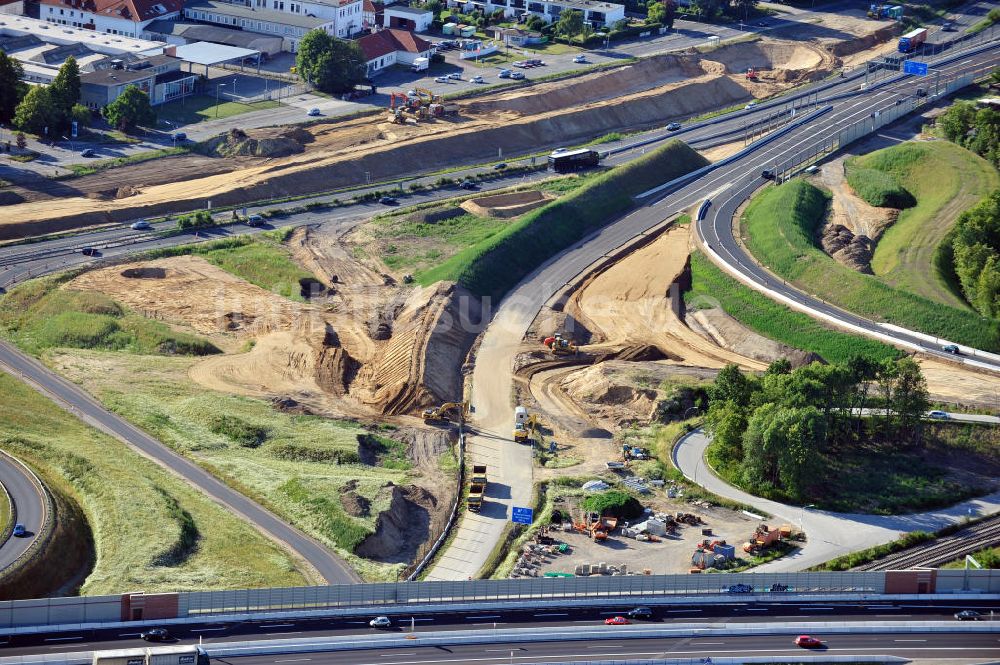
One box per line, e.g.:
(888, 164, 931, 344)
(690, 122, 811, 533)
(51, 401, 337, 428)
(903, 60, 928, 76)
(71, 121, 78, 138)
(511, 506, 533, 525)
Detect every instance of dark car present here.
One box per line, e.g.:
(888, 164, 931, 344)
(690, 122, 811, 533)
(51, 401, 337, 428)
(915, 88, 927, 97)
(459, 180, 478, 190)
(942, 21, 955, 31)
(943, 344, 961, 355)
(761, 169, 775, 180)
(172, 132, 187, 141)
(378, 196, 398, 205)
(80, 148, 96, 157)
(12, 524, 26, 537)
(81, 247, 99, 256)
(626, 607, 654, 620)
(955, 610, 982, 621)
(666, 122, 681, 131)
(140, 628, 170, 642)
(493, 162, 507, 170)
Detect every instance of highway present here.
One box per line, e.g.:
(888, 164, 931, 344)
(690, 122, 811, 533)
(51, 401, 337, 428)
(3, 600, 998, 655)
(0, 453, 46, 571)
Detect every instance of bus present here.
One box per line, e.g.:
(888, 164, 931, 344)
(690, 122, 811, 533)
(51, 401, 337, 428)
(547, 148, 601, 173)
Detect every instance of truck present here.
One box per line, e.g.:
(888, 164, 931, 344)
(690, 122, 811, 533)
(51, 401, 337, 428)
(94, 647, 206, 665)
(468, 482, 485, 512)
(412, 57, 429, 72)
(898, 28, 927, 53)
(471, 464, 488, 489)
(547, 148, 601, 173)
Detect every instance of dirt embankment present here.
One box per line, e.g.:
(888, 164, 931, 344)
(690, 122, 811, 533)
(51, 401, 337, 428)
(0, 38, 838, 240)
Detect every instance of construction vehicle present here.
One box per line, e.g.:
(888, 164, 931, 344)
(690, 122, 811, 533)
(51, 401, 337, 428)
(429, 103, 459, 117)
(471, 464, 488, 489)
(742, 523, 782, 554)
(467, 481, 485, 512)
(588, 515, 617, 541)
(745, 67, 759, 81)
(512, 406, 541, 443)
(868, 3, 902, 19)
(422, 401, 469, 424)
(543, 333, 578, 356)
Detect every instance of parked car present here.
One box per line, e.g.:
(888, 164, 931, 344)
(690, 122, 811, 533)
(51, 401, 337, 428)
(80, 148, 95, 157)
(172, 132, 187, 141)
(955, 610, 982, 621)
(626, 607, 654, 620)
(943, 344, 961, 355)
(81, 247, 99, 256)
(448, 72, 462, 80)
(246, 214, 264, 226)
(512, 61, 526, 68)
(307, 108, 322, 117)
(527, 58, 544, 66)
(140, 628, 170, 642)
(510, 71, 525, 80)
(498, 69, 512, 78)
(130, 220, 151, 230)
(378, 196, 398, 205)
(605, 616, 631, 625)
(493, 162, 507, 170)
(471, 75, 485, 84)
(369, 616, 392, 629)
(435, 75, 450, 83)
(928, 410, 949, 419)
(572, 54, 587, 63)
(795, 635, 822, 648)
(12, 524, 26, 537)
(666, 122, 681, 131)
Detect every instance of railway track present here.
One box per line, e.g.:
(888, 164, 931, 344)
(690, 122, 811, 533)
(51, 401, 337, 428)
(854, 513, 1000, 571)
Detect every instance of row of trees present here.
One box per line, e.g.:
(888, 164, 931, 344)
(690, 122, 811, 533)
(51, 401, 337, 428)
(706, 357, 929, 501)
(0, 52, 155, 137)
(937, 95, 1000, 168)
(949, 189, 1000, 319)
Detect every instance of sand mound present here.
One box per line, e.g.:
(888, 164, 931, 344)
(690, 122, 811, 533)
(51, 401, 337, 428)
(702, 41, 833, 82)
(203, 127, 311, 158)
(355, 484, 437, 562)
(461, 190, 553, 218)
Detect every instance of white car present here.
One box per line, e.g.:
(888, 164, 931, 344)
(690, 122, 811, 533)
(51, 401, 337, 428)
(369, 616, 391, 629)
(471, 75, 484, 84)
(745, 101, 758, 109)
(307, 108, 321, 116)
(447, 72, 462, 80)
(572, 54, 587, 63)
(130, 220, 151, 230)
(435, 75, 450, 83)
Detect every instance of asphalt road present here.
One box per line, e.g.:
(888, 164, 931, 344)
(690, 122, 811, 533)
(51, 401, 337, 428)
(3, 600, 998, 655)
(673, 428, 1000, 570)
(0, 341, 357, 586)
(0, 453, 45, 571)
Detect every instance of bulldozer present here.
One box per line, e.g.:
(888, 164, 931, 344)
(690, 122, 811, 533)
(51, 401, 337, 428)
(543, 333, 578, 357)
(422, 401, 469, 424)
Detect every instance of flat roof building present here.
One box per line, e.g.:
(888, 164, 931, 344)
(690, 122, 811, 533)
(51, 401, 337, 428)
(447, 0, 624, 27)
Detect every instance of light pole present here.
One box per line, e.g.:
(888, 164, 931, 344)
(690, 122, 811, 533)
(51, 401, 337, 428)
(798, 504, 815, 532)
(215, 83, 227, 118)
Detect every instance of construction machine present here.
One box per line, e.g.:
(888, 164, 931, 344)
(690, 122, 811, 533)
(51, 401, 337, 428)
(422, 401, 469, 424)
(745, 67, 759, 81)
(412, 87, 440, 105)
(542, 333, 578, 357)
(512, 406, 541, 443)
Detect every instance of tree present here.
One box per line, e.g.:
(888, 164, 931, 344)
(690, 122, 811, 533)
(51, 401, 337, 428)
(663, 0, 676, 29)
(101, 85, 155, 132)
(70, 104, 91, 131)
(646, 0, 666, 24)
(50, 56, 81, 121)
(0, 51, 24, 125)
(889, 357, 929, 444)
(13, 86, 57, 136)
(555, 9, 585, 38)
(731, 0, 757, 19)
(15, 131, 26, 151)
(296, 30, 366, 94)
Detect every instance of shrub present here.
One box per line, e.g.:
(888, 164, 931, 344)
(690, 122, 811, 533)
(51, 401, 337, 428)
(208, 415, 269, 448)
(846, 167, 915, 208)
(581, 489, 644, 519)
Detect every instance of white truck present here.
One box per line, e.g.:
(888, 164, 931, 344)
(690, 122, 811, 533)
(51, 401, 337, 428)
(93, 646, 205, 665)
(412, 57, 429, 72)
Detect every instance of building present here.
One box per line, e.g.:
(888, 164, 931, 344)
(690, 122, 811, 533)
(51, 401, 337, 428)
(382, 4, 431, 31)
(357, 26, 429, 76)
(80, 53, 197, 107)
(217, 0, 364, 39)
(39, 0, 184, 38)
(183, 0, 333, 51)
(362, 0, 376, 30)
(489, 25, 541, 46)
(143, 19, 283, 55)
(447, 0, 623, 27)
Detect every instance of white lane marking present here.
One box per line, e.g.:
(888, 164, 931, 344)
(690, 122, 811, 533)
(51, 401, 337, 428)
(265, 632, 301, 636)
(466, 616, 501, 620)
(44, 637, 83, 642)
(895, 639, 928, 642)
(533, 613, 569, 617)
(344, 621, 369, 624)
(274, 659, 312, 663)
(692, 642, 726, 645)
(190, 628, 227, 632)
(261, 623, 295, 628)
(118, 633, 141, 637)
(587, 645, 623, 649)
(48, 645, 90, 649)
(381, 654, 415, 657)
(798, 607, 833, 610)
(667, 609, 702, 613)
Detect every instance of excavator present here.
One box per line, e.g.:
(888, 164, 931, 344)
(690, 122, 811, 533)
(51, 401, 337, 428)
(422, 401, 469, 424)
(745, 67, 759, 81)
(542, 333, 578, 357)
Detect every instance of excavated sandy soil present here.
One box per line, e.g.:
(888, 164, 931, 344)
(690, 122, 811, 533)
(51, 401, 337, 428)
(0, 38, 838, 239)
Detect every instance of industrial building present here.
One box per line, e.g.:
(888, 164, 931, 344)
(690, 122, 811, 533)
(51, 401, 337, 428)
(447, 0, 624, 27)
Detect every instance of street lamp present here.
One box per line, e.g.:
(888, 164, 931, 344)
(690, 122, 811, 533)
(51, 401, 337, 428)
(215, 83, 227, 118)
(798, 504, 816, 532)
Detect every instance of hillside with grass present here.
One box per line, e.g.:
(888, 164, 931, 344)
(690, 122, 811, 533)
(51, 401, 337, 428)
(419, 140, 709, 300)
(742, 179, 1000, 350)
(846, 142, 999, 308)
(0, 371, 308, 595)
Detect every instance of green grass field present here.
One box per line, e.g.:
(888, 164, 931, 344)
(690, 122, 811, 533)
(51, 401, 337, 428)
(46, 349, 412, 581)
(0, 371, 308, 594)
(0, 276, 219, 357)
(686, 252, 901, 364)
(0, 479, 10, 539)
(741, 179, 1000, 350)
(419, 140, 708, 300)
(156, 96, 280, 126)
(854, 142, 999, 307)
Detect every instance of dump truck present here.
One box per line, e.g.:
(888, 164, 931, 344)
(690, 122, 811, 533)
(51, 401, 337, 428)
(898, 27, 927, 52)
(471, 464, 488, 489)
(468, 482, 485, 512)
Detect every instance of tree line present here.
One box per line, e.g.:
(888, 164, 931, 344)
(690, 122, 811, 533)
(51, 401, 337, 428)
(0, 52, 156, 139)
(947, 190, 1000, 319)
(705, 357, 929, 502)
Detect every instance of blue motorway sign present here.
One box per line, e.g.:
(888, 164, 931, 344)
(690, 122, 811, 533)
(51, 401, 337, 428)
(903, 60, 928, 76)
(512, 506, 534, 525)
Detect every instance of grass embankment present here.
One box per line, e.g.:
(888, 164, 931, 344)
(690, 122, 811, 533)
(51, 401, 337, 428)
(686, 252, 901, 364)
(0, 372, 308, 594)
(419, 140, 709, 300)
(360, 177, 596, 275)
(742, 179, 1000, 350)
(0, 479, 10, 540)
(0, 275, 219, 356)
(46, 349, 413, 581)
(145, 233, 315, 302)
(851, 143, 999, 307)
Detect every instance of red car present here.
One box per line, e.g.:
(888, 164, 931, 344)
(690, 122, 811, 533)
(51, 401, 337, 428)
(795, 635, 822, 648)
(605, 616, 631, 625)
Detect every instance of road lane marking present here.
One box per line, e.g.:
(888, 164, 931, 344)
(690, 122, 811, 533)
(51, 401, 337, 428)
(44, 637, 82, 642)
(533, 613, 568, 617)
(190, 628, 227, 632)
(264, 632, 301, 636)
(466, 616, 501, 620)
(261, 623, 296, 628)
(381, 654, 415, 657)
(692, 642, 725, 645)
(894, 639, 927, 642)
(274, 659, 312, 663)
(587, 645, 623, 649)
(48, 645, 89, 649)
(118, 633, 141, 637)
